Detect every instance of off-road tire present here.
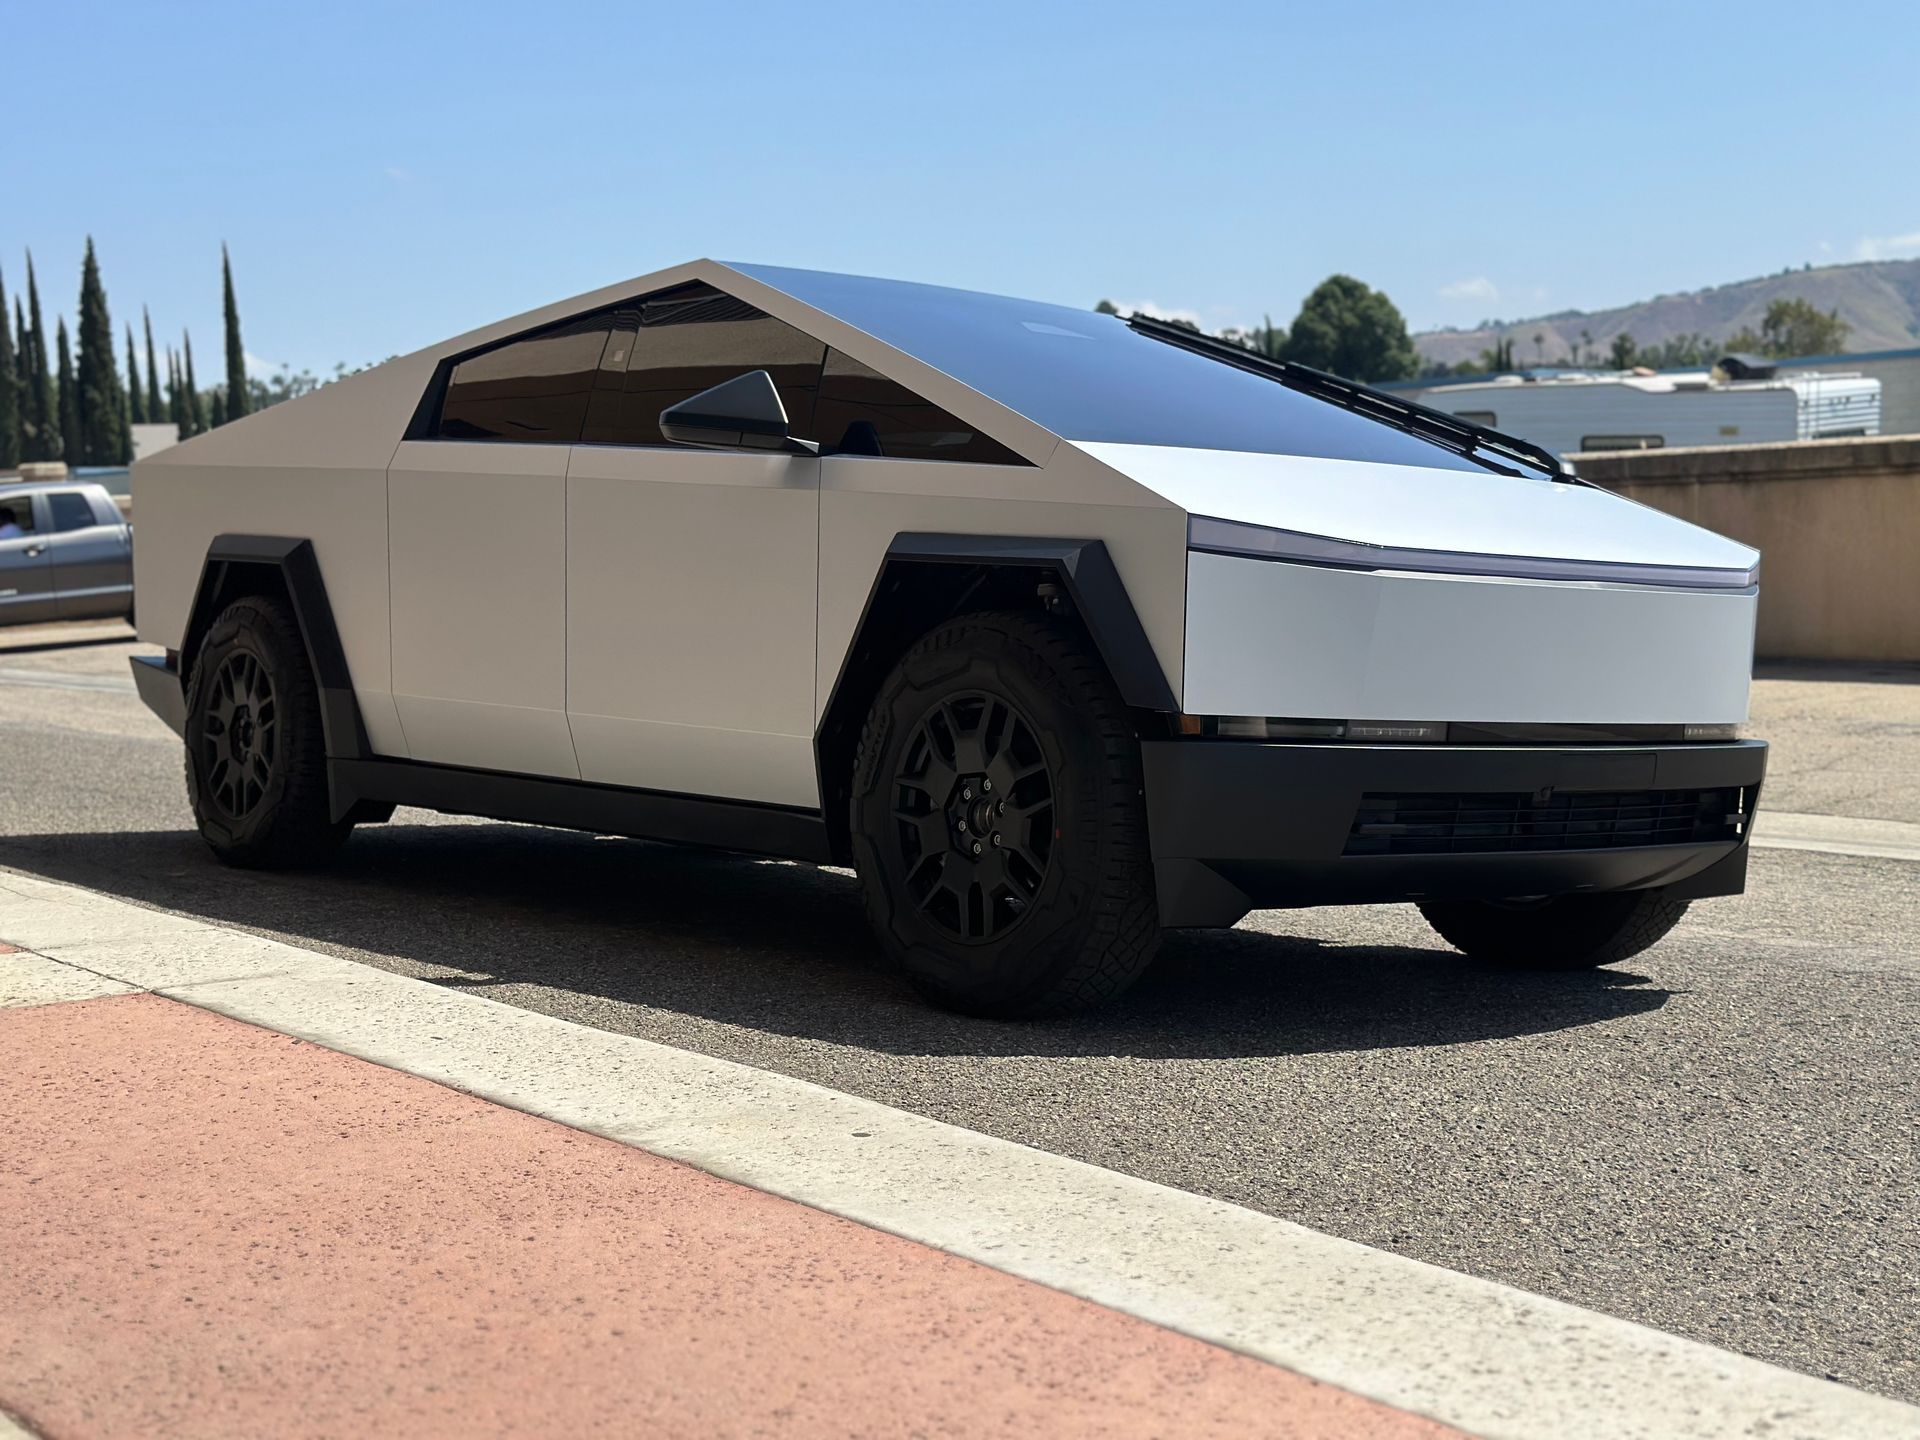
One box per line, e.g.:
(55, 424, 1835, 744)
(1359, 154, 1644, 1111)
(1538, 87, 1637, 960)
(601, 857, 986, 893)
(1417, 889, 1690, 970)
(850, 611, 1160, 1017)
(184, 594, 352, 868)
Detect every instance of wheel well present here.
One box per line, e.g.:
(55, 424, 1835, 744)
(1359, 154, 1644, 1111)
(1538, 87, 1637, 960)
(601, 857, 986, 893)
(180, 537, 369, 764)
(182, 560, 295, 681)
(814, 558, 1170, 863)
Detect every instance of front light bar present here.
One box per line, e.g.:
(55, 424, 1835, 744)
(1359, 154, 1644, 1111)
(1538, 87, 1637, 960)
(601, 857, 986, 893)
(1188, 515, 1761, 591)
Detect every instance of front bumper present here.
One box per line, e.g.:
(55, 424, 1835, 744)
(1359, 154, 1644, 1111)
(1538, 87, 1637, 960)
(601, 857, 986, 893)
(1142, 738, 1767, 927)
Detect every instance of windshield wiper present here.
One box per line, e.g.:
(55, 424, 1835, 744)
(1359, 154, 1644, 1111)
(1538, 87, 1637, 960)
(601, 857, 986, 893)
(1124, 313, 1574, 483)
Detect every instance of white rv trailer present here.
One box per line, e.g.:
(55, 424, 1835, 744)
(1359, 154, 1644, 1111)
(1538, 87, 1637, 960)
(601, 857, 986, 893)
(1416, 369, 1880, 457)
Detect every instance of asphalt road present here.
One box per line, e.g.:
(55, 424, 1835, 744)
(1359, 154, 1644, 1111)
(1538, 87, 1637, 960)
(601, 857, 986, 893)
(3, 621, 1916, 1403)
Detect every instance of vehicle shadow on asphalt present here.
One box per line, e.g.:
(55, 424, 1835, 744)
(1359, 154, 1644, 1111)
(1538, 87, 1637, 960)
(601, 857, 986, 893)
(1, 822, 1672, 1059)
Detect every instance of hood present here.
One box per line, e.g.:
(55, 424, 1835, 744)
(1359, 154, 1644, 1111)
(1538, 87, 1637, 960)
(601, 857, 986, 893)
(1075, 442, 1759, 581)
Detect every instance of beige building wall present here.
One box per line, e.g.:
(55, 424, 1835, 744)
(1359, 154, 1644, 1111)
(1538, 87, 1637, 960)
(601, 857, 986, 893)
(1572, 436, 1920, 662)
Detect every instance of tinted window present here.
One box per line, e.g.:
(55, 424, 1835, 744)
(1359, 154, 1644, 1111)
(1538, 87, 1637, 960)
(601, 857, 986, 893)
(729, 263, 1493, 472)
(0, 494, 35, 533)
(814, 350, 1025, 464)
(581, 285, 825, 448)
(49, 492, 98, 532)
(438, 313, 612, 443)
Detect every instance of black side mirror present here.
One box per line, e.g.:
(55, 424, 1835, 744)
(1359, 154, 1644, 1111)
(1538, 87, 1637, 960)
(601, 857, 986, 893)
(660, 370, 811, 452)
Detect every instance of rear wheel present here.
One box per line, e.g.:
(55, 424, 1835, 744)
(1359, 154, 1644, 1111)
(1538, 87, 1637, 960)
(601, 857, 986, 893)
(184, 595, 352, 868)
(850, 612, 1159, 1018)
(1417, 889, 1689, 970)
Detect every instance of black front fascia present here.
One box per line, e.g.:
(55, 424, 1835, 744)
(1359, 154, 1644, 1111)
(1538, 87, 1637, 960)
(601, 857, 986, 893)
(1143, 739, 1769, 926)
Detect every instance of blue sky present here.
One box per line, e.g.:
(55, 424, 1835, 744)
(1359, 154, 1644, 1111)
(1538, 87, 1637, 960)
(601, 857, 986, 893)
(10, 1, 1918, 378)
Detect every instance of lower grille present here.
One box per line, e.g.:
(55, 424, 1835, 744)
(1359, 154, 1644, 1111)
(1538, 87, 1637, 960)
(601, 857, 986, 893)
(1345, 787, 1746, 857)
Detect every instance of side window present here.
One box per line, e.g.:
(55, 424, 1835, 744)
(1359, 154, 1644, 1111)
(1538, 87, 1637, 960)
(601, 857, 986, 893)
(48, 492, 98, 532)
(436, 312, 613, 443)
(0, 493, 36, 533)
(580, 284, 825, 448)
(1579, 434, 1665, 452)
(813, 349, 1025, 464)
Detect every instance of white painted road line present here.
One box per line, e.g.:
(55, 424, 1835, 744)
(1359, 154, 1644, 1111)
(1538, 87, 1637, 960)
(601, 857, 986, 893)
(3, 868, 1915, 1440)
(1752, 810, 1920, 863)
(0, 667, 136, 694)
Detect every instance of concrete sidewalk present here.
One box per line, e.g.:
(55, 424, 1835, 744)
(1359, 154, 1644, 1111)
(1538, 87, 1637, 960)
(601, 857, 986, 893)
(0, 981, 1445, 1440)
(5, 873, 1916, 1440)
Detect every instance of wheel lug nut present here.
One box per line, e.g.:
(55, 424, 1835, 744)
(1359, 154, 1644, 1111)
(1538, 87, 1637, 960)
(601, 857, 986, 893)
(961, 787, 972, 801)
(997, 799, 1006, 814)
(982, 779, 991, 792)
(991, 833, 1001, 846)
(971, 841, 983, 855)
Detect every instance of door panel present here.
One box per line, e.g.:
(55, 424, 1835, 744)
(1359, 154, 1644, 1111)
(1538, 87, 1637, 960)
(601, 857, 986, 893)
(49, 515, 134, 619)
(0, 531, 55, 625)
(388, 440, 579, 777)
(566, 446, 820, 807)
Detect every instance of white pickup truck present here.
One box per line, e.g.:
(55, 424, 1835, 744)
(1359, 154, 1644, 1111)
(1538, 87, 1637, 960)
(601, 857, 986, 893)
(128, 260, 1766, 1016)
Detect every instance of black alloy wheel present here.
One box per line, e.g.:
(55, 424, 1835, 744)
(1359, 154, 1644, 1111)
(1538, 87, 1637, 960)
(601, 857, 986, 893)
(891, 691, 1055, 944)
(198, 649, 279, 822)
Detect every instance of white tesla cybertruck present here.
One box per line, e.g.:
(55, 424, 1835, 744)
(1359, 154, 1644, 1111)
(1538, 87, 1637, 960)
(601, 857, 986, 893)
(129, 261, 1765, 1016)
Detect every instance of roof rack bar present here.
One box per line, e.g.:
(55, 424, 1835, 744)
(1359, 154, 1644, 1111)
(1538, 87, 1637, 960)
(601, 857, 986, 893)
(1123, 313, 1573, 482)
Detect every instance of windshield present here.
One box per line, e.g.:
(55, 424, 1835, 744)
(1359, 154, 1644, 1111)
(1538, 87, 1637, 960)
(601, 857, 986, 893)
(731, 263, 1488, 473)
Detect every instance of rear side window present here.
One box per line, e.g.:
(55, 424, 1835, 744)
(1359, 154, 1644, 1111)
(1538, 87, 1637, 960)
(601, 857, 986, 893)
(0, 493, 36, 533)
(437, 313, 613, 443)
(48, 492, 98, 532)
(580, 285, 825, 448)
(813, 349, 1025, 464)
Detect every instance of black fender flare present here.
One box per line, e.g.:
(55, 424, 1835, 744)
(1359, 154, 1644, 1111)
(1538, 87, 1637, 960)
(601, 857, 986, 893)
(860, 534, 1176, 711)
(813, 533, 1176, 860)
(180, 534, 371, 763)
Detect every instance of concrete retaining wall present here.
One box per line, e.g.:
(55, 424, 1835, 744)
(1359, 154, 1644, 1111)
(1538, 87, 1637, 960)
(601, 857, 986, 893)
(1571, 435, 1920, 662)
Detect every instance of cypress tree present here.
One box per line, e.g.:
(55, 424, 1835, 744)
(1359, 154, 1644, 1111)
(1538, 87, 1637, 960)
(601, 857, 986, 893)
(127, 323, 146, 426)
(143, 308, 163, 424)
(75, 237, 129, 465)
(221, 245, 249, 420)
(209, 387, 228, 429)
(182, 332, 206, 436)
(56, 319, 80, 464)
(0, 266, 18, 468)
(13, 300, 26, 429)
(167, 349, 185, 431)
(23, 254, 60, 461)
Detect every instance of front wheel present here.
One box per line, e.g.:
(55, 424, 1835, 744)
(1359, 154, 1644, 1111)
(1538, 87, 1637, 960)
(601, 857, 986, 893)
(184, 594, 353, 868)
(849, 611, 1159, 1018)
(1418, 889, 1690, 970)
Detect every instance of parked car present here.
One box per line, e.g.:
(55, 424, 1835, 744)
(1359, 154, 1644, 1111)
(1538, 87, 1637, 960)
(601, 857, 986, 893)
(0, 480, 134, 627)
(127, 261, 1767, 1016)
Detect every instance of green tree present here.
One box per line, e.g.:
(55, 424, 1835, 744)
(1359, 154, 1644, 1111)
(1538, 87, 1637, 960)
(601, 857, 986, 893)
(126, 323, 146, 425)
(1477, 336, 1516, 372)
(165, 349, 181, 431)
(56, 319, 81, 463)
(209, 386, 228, 429)
(1608, 332, 1638, 370)
(1093, 298, 1120, 316)
(221, 244, 249, 421)
(182, 332, 207, 436)
(1281, 275, 1418, 382)
(143, 308, 163, 424)
(0, 266, 17, 468)
(22, 254, 61, 461)
(75, 237, 130, 464)
(1725, 298, 1851, 359)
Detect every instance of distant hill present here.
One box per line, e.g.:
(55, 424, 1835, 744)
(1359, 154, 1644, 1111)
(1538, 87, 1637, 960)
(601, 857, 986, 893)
(1413, 258, 1920, 369)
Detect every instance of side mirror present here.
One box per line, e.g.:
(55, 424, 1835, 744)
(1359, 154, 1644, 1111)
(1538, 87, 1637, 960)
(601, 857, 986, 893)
(660, 370, 806, 452)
